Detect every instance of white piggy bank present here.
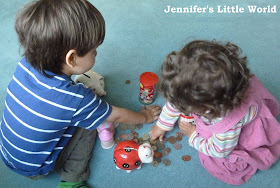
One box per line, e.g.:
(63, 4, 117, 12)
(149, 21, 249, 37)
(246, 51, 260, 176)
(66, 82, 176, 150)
(74, 70, 106, 97)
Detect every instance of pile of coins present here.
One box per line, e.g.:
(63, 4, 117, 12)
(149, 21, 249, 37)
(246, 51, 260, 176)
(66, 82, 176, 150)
(114, 123, 192, 168)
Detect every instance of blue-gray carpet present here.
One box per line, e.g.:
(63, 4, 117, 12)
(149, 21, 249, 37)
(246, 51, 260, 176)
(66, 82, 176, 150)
(1, 0, 280, 187)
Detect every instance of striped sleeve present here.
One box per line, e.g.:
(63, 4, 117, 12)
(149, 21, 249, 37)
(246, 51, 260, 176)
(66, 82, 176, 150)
(189, 105, 257, 158)
(71, 88, 112, 130)
(189, 122, 243, 158)
(156, 102, 180, 131)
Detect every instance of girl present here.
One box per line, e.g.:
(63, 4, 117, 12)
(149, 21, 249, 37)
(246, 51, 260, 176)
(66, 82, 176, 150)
(149, 40, 280, 185)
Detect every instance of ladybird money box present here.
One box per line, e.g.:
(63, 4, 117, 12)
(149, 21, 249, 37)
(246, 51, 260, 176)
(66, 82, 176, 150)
(113, 140, 154, 173)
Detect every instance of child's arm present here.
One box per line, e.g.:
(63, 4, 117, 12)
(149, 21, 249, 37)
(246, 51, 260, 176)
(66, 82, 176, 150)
(105, 105, 161, 125)
(149, 102, 181, 141)
(179, 120, 242, 158)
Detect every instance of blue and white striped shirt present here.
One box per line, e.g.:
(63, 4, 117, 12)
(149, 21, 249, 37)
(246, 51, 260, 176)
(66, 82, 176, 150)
(0, 57, 112, 176)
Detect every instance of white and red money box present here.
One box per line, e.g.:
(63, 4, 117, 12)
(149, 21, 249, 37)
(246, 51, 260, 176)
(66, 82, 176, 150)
(113, 140, 154, 173)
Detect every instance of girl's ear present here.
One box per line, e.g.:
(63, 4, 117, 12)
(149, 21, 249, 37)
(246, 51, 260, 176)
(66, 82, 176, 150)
(65, 49, 77, 68)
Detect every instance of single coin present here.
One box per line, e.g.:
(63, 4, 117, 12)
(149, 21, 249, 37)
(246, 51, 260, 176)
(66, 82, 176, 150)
(152, 161, 159, 167)
(135, 124, 143, 130)
(153, 151, 163, 158)
(163, 159, 171, 166)
(156, 142, 165, 150)
(176, 136, 182, 141)
(176, 132, 185, 137)
(168, 136, 177, 144)
(152, 145, 157, 151)
(162, 148, 171, 156)
(173, 143, 182, 150)
(125, 80, 131, 84)
(149, 139, 157, 145)
(182, 155, 191, 161)
(142, 133, 150, 140)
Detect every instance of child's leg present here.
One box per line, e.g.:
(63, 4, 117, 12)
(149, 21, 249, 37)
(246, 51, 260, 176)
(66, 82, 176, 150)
(97, 121, 118, 149)
(55, 127, 96, 183)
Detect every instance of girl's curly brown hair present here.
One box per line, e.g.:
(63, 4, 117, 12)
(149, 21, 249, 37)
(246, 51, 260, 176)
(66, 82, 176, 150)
(159, 40, 251, 120)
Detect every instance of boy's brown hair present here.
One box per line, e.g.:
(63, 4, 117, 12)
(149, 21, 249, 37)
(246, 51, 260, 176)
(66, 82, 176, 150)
(160, 40, 251, 119)
(15, 0, 105, 76)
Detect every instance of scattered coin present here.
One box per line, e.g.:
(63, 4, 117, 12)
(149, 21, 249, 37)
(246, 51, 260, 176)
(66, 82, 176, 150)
(125, 80, 131, 84)
(156, 142, 165, 150)
(176, 136, 182, 141)
(162, 148, 171, 156)
(149, 139, 157, 145)
(168, 136, 177, 144)
(152, 161, 159, 167)
(138, 137, 143, 144)
(163, 159, 171, 166)
(173, 143, 182, 150)
(142, 133, 150, 140)
(153, 151, 163, 158)
(182, 155, 191, 161)
(152, 145, 157, 151)
(176, 132, 184, 137)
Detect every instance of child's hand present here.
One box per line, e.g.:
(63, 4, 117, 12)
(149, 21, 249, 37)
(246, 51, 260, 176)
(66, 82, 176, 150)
(149, 124, 166, 141)
(140, 105, 161, 124)
(178, 121, 196, 137)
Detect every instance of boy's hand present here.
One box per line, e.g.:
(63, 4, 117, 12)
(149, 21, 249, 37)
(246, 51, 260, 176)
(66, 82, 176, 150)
(178, 121, 196, 137)
(149, 124, 166, 141)
(140, 105, 161, 124)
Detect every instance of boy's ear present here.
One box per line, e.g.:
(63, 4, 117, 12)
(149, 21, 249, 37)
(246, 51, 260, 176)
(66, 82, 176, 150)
(65, 49, 77, 68)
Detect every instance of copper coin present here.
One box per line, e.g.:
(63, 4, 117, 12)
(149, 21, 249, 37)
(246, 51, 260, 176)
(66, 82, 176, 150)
(142, 133, 150, 140)
(153, 151, 163, 158)
(176, 136, 182, 141)
(125, 80, 131, 84)
(168, 136, 177, 144)
(162, 148, 171, 156)
(176, 132, 184, 137)
(156, 142, 165, 150)
(173, 143, 182, 150)
(163, 159, 171, 166)
(182, 155, 191, 161)
(152, 161, 159, 167)
(149, 139, 157, 145)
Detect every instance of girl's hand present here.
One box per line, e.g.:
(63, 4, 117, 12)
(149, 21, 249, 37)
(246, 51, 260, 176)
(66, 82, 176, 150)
(149, 124, 166, 141)
(178, 121, 196, 137)
(140, 105, 161, 124)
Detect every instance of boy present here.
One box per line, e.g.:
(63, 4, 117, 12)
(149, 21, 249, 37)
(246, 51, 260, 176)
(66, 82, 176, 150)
(0, 0, 161, 187)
